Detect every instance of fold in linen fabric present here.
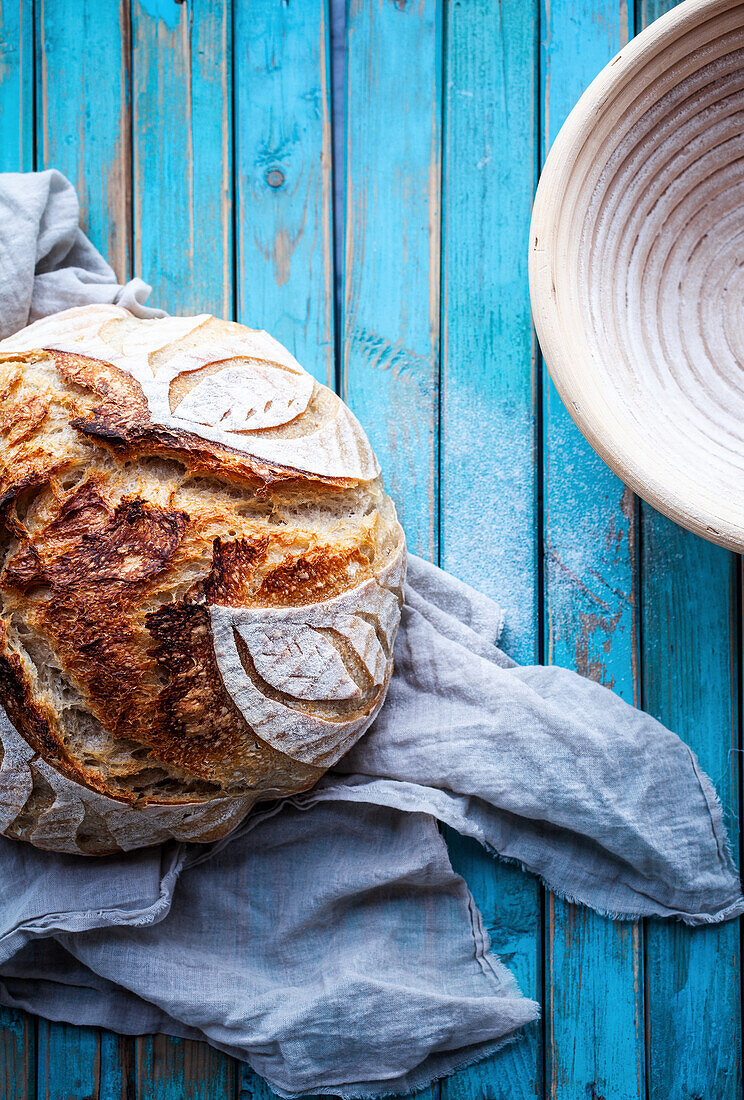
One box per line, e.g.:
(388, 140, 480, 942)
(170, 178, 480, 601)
(0, 169, 164, 339)
(0, 171, 742, 1100)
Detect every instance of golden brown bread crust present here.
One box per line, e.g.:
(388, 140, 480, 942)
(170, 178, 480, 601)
(0, 307, 405, 854)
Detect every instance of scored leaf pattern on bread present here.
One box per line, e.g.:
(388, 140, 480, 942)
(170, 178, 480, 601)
(209, 548, 404, 768)
(1, 305, 378, 480)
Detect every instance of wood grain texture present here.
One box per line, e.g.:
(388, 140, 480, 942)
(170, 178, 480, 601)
(0, 0, 33, 172)
(33, 3, 139, 1090)
(0, 1006, 35, 1100)
(239, 1067, 327, 1100)
(637, 1, 740, 1089)
(38, 1022, 134, 1100)
(540, 3, 646, 1099)
(233, 4, 337, 1094)
(641, 510, 741, 1098)
(136, 1034, 236, 1100)
(0, 3, 36, 1091)
(341, 0, 441, 558)
(234, 0, 334, 386)
(132, 0, 232, 317)
(340, 3, 440, 1096)
(35, 0, 131, 279)
(439, 1, 541, 1097)
(130, 1, 238, 1092)
(637, 0, 678, 24)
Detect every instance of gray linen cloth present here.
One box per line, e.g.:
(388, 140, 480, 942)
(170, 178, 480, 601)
(0, 171, 742, 1099)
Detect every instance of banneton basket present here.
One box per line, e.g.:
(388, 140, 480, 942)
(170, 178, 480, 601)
(529, 0, 744, 551)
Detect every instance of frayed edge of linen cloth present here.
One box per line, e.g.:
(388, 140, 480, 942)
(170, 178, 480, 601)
(0, 168, 743, 1100)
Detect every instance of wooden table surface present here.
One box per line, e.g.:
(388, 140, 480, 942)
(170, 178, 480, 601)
(0, 0, 740, 1097)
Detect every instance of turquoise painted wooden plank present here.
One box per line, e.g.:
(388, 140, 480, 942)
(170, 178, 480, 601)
(36, 0, 132, 279)
(441, 0, 539, 657)
(0, 0, 33, 172)
(0, 3, 35, 1093)
(35, 3, 137, 1091)
(131, 2, 238, 1094)
(0, 1006, 35, 1100)
(136, 1034, 236, 1100)
(638, 14, 740, 1100)
(38, 1021, 134, 1100)
(239, 1067, 328, 1100)
(341, 3, 440, 1098)
(234, 0, 334, 387)
(637, 0, 676, 23)
(439, 1, 541, 1097)
(342, 0, 442, 559)
(232, 4, 337, 1096)
(233, 3, 335, 1091)
(540, 3, 645, 1099)
(0, 3, 34, 1091)
(132, 0, 233, 317)
(641, 511, 741, 1097)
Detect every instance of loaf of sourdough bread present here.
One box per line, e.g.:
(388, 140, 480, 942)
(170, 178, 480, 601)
(0, 305, 405, 854)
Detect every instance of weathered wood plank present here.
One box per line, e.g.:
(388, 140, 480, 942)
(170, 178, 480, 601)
(136, 1034, 235, 1100)
(0, 0, 33, 172)
(637, 0, 676, 24)
(130, 2, 238, 1094)
(34, 3, 138, 1092)
(132, 0, 232, 317)
(641, 511, 741, 1098)
(439, 1, 542, 1097)
(38, 1022, 134, 1100)
(636, 18, 741, 1100)
(234, 4, 335, 1091)
(342, 0, 441, 559)
(233, 0, 334, 386)
(540, 3, 645, 1099)
(36, 0, 132, 279)
(636, 1, 740, 1093)
(0, 2, 36, 1092)
(339, 3, 440, 1097)
(0, 1006, 35, 1100)
(1, 1, 36, 1092)
(239, 1067, 327, 1100)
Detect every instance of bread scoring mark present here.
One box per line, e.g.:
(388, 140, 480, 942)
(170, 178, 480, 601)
(237, 623, 364, 701)
(0, 306, 378, 481)
(145, 582, 324, 795)
(208, 545, 405, 768)
(69, 412, 357, 491)
(169, 358, 313, 432)
(43, 348, 354, 490)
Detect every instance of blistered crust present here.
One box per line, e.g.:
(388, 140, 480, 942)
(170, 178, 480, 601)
(0, 306, 405, 854)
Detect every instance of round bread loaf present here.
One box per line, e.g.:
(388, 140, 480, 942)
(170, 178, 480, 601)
(0, 305, 405, 855)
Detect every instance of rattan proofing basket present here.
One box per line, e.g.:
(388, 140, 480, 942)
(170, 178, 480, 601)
(529, 0, 744, 551)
